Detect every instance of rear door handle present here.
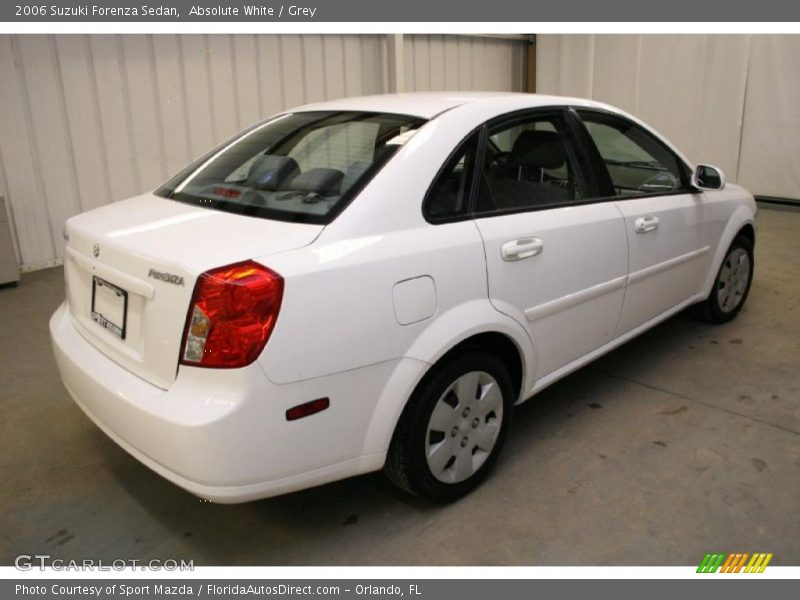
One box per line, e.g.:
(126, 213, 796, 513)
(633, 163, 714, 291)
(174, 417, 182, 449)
(634, 216, 660, 234)
(501, 237, 543, 261)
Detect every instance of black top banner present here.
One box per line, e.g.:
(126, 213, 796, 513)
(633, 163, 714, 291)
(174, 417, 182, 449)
(3, 0, 800, 22)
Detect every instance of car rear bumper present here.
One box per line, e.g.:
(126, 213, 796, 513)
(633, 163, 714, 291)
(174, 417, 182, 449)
(50, 302, 395, 502)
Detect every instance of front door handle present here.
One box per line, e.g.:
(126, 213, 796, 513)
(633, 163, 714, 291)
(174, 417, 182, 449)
(501, 237, 543, 262)
(634, 216, 660, 234)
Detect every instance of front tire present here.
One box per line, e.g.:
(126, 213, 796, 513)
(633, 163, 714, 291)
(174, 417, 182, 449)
(697, 234, 754, 323)
(385, 351, 514, 503)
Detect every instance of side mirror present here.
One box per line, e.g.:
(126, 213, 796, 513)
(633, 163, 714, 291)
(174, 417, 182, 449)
(691, 164, 726, 191)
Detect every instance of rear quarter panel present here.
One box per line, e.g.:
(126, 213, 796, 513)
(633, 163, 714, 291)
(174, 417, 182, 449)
(256, 222, 507, 382)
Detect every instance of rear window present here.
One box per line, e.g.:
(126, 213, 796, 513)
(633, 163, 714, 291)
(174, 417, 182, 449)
(155, 111, 426, 224)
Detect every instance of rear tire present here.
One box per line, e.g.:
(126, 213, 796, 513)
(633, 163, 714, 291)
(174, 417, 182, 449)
(385, 351, 514, 503)
(696, 234, 754, 323)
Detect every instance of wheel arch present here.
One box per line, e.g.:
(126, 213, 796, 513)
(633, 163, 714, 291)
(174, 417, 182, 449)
(410, 331, 526, 409)
(360, 300, 534, 458)
(701, 206, 757, 297)
(738, 222, 756, 246)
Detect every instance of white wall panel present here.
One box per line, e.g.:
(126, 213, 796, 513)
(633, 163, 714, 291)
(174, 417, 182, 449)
(17, 36, 82, 261)
(688, 36, 751, 190)
(1, 33, 524, 271)
(123, 35, 169, 191)
(556, 34, 594, 98)
(537, 34, 798, 201)
(404, 35, 526, 93)
(738, 36, 800, 199)
(590, 35, 641, 114)
(151, 35, 193, 177)
(321, 36, 346, 100)
(0, 36, 57, 268)
(86, 38, 134, 204)
(634, 36, 716, 164)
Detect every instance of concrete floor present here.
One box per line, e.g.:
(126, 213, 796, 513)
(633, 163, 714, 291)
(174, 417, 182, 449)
(1, 207, 798, 566)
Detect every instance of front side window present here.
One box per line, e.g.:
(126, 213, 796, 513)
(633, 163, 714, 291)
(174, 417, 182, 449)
(156, 111, 426, 224)
(578, 111, 689, 197)
(478, 112, 588, 213)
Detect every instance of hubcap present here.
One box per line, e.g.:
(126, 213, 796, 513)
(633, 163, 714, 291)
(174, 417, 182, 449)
(425, 371, 504, 484)
(717, 248, 750, 313)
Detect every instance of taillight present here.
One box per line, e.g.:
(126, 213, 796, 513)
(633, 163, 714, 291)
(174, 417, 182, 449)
(180, 260, 283, 369)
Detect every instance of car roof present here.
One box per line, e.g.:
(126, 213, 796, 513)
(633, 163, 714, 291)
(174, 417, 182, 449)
(292, 91, 614, 120)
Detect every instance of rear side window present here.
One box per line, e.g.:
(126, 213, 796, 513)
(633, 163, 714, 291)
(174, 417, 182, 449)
(478, 112, 588, 213)
(156, 111, 426, 225)
(424, 111, 592, 221)
(577, 110, 690, 197)
(423, 132, 482, 221)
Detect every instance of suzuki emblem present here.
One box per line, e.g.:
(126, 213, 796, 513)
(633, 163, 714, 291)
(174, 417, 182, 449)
(92, 243, 100, 258)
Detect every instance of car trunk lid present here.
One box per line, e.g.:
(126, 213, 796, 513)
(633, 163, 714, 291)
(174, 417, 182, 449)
(63, 193, 322, 389)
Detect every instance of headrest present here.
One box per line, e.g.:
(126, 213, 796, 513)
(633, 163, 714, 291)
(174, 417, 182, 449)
(288, 168, 344, 195)
(246, 155, 300, 190)
(341, 161, 371, 193)
(509, 130, 567, 170)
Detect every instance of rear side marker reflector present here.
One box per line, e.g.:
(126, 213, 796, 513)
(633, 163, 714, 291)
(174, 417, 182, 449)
(286, 398, 330, 421)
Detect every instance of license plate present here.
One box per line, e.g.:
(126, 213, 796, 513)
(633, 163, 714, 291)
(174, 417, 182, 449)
(91, 276, 128, 339)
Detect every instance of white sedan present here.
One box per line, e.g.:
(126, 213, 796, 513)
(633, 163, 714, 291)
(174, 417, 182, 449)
(51, 92, 756, 503)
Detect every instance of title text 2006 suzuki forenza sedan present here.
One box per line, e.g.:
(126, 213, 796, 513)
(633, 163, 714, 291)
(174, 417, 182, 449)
(51, 92, 756, 503)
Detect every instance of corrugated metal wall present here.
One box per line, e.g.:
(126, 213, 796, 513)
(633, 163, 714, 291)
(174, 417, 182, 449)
(0, 34, 527, 272)
(404, 35, 527, 92)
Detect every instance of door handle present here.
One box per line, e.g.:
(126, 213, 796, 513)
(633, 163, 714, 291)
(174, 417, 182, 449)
(501, 237, 543, 261)
(634, 216, 660, 234)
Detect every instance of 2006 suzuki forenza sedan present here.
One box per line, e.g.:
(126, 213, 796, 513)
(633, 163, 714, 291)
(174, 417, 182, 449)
(51, 92, 756, 503)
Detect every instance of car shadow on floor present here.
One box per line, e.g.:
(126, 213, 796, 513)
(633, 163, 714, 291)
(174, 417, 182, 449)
(100, 308, 723, 564)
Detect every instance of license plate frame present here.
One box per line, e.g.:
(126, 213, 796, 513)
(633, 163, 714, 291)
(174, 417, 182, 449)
(91, 275, 128, 340)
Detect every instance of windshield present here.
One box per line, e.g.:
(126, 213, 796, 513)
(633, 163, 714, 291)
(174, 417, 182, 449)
(155, 111, 426, 224)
